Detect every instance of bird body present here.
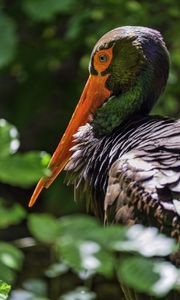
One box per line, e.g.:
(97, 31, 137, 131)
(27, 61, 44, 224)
(29, 26, 180, 240)
(65, 116, 180, 239)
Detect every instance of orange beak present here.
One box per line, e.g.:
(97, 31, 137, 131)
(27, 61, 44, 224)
(28, 74, 112, 207)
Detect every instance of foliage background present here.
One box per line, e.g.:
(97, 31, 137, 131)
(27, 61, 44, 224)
(0, 0, 180, 299)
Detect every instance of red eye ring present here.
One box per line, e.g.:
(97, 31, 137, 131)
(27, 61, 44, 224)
(98, 53, 109, 63)
(93, 47, 113, 72)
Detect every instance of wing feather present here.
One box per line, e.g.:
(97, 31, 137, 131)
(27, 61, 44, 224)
(105, 148, 180, 239)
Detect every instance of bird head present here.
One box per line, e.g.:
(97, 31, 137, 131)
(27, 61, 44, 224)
(89, 26, 169, 135)
(28, 26, 169, 207)
(90, 27, 169, 97)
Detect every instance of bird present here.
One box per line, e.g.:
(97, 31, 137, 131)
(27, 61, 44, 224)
(29, 26, 180, 241)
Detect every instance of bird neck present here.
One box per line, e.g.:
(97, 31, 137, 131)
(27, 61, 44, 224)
(92, 69, 154, 136)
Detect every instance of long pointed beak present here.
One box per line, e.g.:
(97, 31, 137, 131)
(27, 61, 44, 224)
(28, 74, 112, 207)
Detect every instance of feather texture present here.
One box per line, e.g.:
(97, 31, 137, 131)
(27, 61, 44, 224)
(65, 115, 180, 239)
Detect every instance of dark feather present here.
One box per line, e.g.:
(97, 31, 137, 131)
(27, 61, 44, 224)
(65, 115, 180, 239)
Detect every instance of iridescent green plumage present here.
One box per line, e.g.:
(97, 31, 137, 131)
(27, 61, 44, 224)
(90, 26, 169, 136)
(93, 71, 149, 135)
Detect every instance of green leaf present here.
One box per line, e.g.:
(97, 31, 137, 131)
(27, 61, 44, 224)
(58, 215, 100, 240)
(57, 238, 114, 278)
(57, 217, 115, 277)
(0, 119, 50, 187)
(0, 119, 19, 158)
(92, 225, 127, 248)
(28, 213, 60, 243)
(0, 151, 50, 187)
(58, 218, 176, 256)
(59, 286, 96, 300)
(117, 257, 179, 297)
(0, 242, 24, 271)
(110, 225, 177, 256)
(0, 13, 17, 68)
(0, 262, 15, 284)
(22, 279, 47, 297)
(57, 239, 95, 272)
(0, 281, 11, 300)
(58, 216, 126, 248)
(0, 201, 26, 229)
(45, 262, 69, 278)
(23, 0, 76, 21)
(9, 289, 48, 300)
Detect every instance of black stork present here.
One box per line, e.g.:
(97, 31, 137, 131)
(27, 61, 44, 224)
(29, 26, 180, 240)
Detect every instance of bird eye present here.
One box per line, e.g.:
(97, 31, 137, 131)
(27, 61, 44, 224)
(98, 53, 108, 63)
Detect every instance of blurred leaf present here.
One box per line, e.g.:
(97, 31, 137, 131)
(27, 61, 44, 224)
(9, 289, 48, 300)
(23, 0, 76, 21)
(117, 257, 180, 297)
(22, 279, 47, 297)
(28, 213, 60, 243)
(126, 0, 142, 12)
(0, 281, 11, 300)
(58, 215, 100, 240)
(0, 13, 17, 68)
(58, 217, 176, 257)
(0, 119, 50, 187)
(0, 119, 19, 158)
(0, 201, 26, 229)
(110, 225, 177, 256)
(92, 225, 127, 248)
(0, 151, 50, 187)
(57, 217, 115, 277)
(45, 262, 69, 278)
(59, 286, 96, 300)
(0, 242, 24, 271)
(0, 262, 15, 284)
(66, 11, 91, 39)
